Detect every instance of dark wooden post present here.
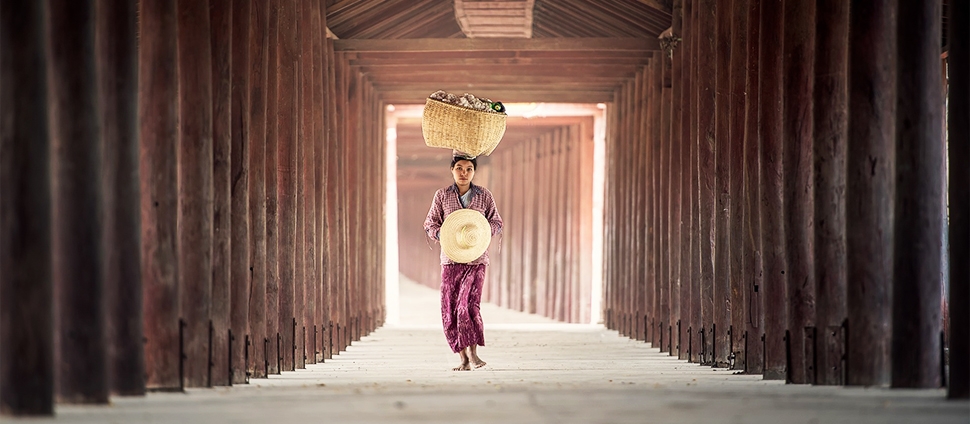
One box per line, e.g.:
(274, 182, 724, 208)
(659, 53, 671, 350)
(696, 0, 716, 365)
(689, 0, 703, 363)
(209, 0, 232, 387)
(711, 0, 731, 365)
(248, 0, 269, 379)
(0, 0, 54, 414)
(329, 21, 346, 352)
(50, 0, 107, 403)
(314, 0, 336, 360)
(892, 0, 943, 388)
(97, 0, 143, 396)
(301, 0, 316, 366)
(813, 0, 849, 386)
(728, 0, 748, 370)
(176, 0, 214, 389)
(312, 0, 327, 363)
(714, 0, 733, 367)
(846, 0, 896, 387)
(742, 0, 763, 375)
(292, 3, 306, 369)
(948, 0, 969, 400)
(264, 0, 281, 374)
(759, 0, 787, 380)
(679, 0, 694, 362)
(669, 0, 684, 358)
(782, 0, 816, 385)
(230, 0, 252, 383)
(278, 0, 298, 371)
(139, 0, 180, 391)
(641, 68, 651, 341)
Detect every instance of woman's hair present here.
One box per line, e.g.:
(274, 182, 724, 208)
(450, 155, 477, 169)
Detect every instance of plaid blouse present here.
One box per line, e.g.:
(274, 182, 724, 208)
(424, 183, 504, 265)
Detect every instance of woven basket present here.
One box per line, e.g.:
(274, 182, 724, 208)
(421, 98, 507, 157)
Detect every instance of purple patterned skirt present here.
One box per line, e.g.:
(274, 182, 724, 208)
(440, 263, 486, 353)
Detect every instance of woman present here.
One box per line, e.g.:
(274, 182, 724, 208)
(423, 154, 503, 371)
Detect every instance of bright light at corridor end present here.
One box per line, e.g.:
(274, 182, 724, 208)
(385, 102, 607, 325)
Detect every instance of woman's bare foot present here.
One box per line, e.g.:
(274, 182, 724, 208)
(469, 345, 487, 368)
(453, 348, 471, 371)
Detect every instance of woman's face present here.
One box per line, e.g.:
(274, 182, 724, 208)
(452, 159, 475, 187)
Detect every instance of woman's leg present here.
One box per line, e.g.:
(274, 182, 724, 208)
(457, 265, 487, 366)
(440, 265, 463, 354)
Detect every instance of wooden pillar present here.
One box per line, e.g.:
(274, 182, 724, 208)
(333, 53, 347, 354)
(312, 0, 327, 363)
(713, 0, 732, 367)
(209, 0, 232, 386)
(323, 35, 336, 360)
(728, 0, 748, 370)
(679, 0, 694, 362)
(689, 0, 703, 363)
(948, 0, 969, 400)
(263, 0, 281, 374)
(292, 34, 303, 365)
(846, 0, 895, 387)
(696, 0, 716, 365)
(813, 0, 849, 386)
(248, 0, 269, 379)
(782, 0, 816, 385)
(538, 138, 552, 319)
(97, 0, 143, 396)
(50, 0, 107, 403)
(892, 0, 943, 388)
(524, 138, 537, 315)
(759, 0, 787, 381)
(299, 0, 315, 368)
(655, 52, 672, 352)
(176, 0, 213, 389)
(640, 73, 650, 340)
(277, 0, 298, 371)
(652, 58, 664, 346)
(741, 0, 763, 375)
(634, 67, 643, 338)
(0, 0, 54, 414)
(138, 0, 180, 392)
(230, 0, 252, 383)
(669, 0, 684, 358)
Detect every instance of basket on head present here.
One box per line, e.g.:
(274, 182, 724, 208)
(422, 97, 507, 157)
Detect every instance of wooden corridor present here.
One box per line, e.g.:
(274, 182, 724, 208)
(1, 0, 968, 418)
(7, 277, 968, 424)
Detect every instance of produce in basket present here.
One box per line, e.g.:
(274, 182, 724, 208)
(422, 90, 507, 157)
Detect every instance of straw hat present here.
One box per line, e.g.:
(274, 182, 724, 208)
(439, 209, 491, 264)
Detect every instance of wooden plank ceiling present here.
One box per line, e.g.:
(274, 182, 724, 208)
(325, 0, 671, 187)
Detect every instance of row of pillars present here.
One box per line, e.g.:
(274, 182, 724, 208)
(0, 0, 386, 416)
(603, 0, 967, 398)
(482, 124, 596, 323)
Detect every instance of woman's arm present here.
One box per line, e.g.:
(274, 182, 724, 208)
(423, 190, 444, 241)
(483, 188, 503, 236)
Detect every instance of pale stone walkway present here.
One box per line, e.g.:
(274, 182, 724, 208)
(10, 277, 968, 423)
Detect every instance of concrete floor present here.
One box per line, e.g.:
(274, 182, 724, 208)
(10, 277, 968, 423)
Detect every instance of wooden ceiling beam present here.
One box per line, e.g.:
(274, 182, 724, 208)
(334, 37, 661, 52)
(358, 64, 640, 77)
